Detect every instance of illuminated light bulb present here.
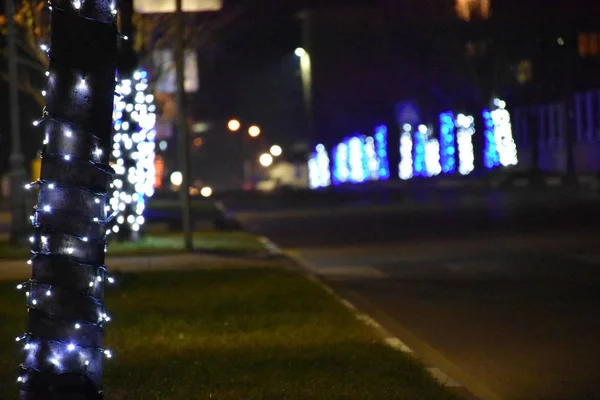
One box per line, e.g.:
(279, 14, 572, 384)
(42, 90, 47, 96)
(67, 344, 75, 351)
(89, 281, 94, 288)
(46, 290, 51, 296)
(132, 224, 140, 231)
(17, 377, 23, 382)
(27, 260, 32, 265)
(75, 323, 81, 329)
(73, 0, 81, 8)
(117, 215, 124, 224)
(43, 135, 49, 144)
(112, 225, 120, 233)
(16, 284, 23, 290)
(40, 44, 48, 51)
(24, 344, 31, 350)
(85, 360, 90, 366)
(48, 183, 55, 189)
(65, 130, 72, 137)
(41, 236, 48, 244)
(64, 155, 71, 161)
(32, 120, 40, 127)
(82, 237, 88, 242)
(97, 276, 102, 282)
(29, 236, 34, 243)
(123, 35, 129, 40)
(66, 248, 74, 255)
(93, 217, 99, 222)
(25, 292, 30, 297)
(50, 358, 59, 366)
(45, 71, 50, 77)
(104, 350, 112, 358)
(107, 277, 115, 284)
(24, 184, 31, 189)
(94, 148, 103, 157)
(32, 299, 37, 305)
(94, 198, 100, 204)
(105, 315, 111, 322)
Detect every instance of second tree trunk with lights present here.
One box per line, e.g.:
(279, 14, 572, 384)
(17, 0, 117, 398)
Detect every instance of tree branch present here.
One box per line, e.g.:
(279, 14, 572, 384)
(0, 70, 45, 107)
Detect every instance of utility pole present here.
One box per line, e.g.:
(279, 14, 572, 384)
(6, 0, 28, 245)
(175, 0, 193, 251)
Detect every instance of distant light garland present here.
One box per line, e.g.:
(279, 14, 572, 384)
(483, 99, 518, 168)
(308, 144, 331, 189)
(439, 112, 456, 174)
(398, 123, 413, 180)
(17, 0, 119, 396)
(456, 113, 475, 175)
(110, 70, 156, 236)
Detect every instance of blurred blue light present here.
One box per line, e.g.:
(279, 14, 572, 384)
(374, 125, 390, 180)
(439, 112, 456, 174)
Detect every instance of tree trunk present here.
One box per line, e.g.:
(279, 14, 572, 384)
(18, 0, 117, 397)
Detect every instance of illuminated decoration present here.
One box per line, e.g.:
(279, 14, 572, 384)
(154, 155, 164, 188)
(439, 112, 456, 174)
(483, 99, 518, 168)
(425, 137, 442, 177)
(374, 125, 390, 180)
(18, 0, 118, 396)
(111, 70, 157, 238)
(456, 0, 490, 21)
(332, 142, 350, 185)
(413, 125, 428, 177)
(348, 137, 366, 183)
(308, 144, 331, 189)
(398, 124, 414, 180)
(364, 136, 379, 180)
(456, 113, 475, 175)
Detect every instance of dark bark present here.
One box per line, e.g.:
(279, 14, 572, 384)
(18, 0, 117, 398)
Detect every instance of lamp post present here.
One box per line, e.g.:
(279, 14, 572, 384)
(5, 0, 28, 245)
(295, 47, 314, 143)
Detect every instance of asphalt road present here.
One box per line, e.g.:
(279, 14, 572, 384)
(236, 190, 600, 400)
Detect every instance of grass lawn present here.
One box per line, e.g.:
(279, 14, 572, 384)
(0, 231, 271, 260)
(0, 267, 461, 400)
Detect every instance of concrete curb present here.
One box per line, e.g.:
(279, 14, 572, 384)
(281, 250, 482, 400)
(0, 248, 288, 282)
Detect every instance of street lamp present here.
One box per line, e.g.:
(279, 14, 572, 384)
(270, 145, 282, 157)
(227, 119, 241, 132)
(248, 125, 261, 138)
(259, 153, 274, 167)
(295, 47, 306, 57)
(295, 47, 314, 143)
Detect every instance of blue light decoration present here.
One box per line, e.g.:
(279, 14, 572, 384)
(348, 136, 366, 183)
(398, 123, 414, 180)
(483, 99, 518, 169)
(332, 142, 350, 185)
(364, 136, 379, 181)
(308, 144, 331, 189)
(439, 112, 456, 174)
(110, 70, 157, 236)
(456, 114, 475, 175)
(374, 125, 390, 180)
(413, 124, 428, 177)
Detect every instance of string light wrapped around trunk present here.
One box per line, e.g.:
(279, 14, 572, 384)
(110, 71, 157, 239)
(17, 0, 118, 397)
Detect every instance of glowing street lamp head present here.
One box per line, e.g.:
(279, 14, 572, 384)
(270, 145, 282, 157)
(227, 119, 241, 132)
(170, 171, 183, 186)
(248, 125, 261, 138)
(295, 47, 306, 57)
(259, 153, 273, 167)
(200, 186, 213, 198)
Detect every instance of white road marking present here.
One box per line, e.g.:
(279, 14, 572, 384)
(356, 314, 384, 330)
(427, 367, 462, 387)
(384, 337, 413, 353)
